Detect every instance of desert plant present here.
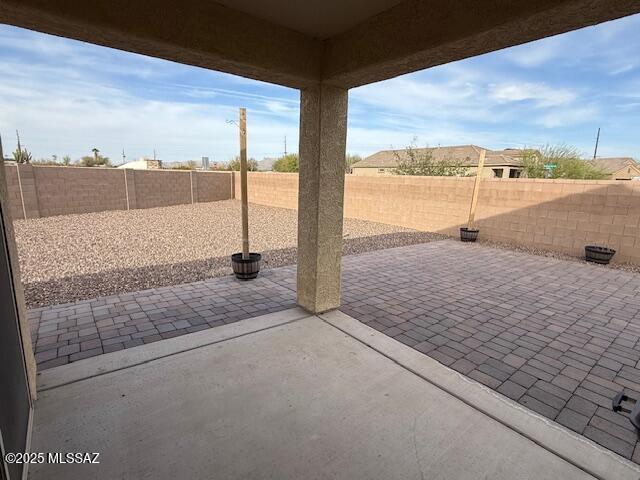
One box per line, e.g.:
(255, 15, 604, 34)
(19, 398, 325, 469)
(12, 146, 32, 164)
(392, 142, 469, 176)
(32, 157, 63, 165)
(345, 153, 362, 173)
(520, 144, 607, 180)
(224, 156, 258, 171)
(171, 160, 199, 170)
(79, 150, 111, 167)
(12, 130, 32, 163)
(272, 153, 298, 172)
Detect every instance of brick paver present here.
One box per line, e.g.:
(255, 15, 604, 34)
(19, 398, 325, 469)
(338, 241, 640, 462)
(29, 274, 297, 370)
(29, 240, 640, 462)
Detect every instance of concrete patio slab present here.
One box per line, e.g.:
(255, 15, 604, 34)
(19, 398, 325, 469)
(36, 307, 310, 391)
(31, 309, 638, 480)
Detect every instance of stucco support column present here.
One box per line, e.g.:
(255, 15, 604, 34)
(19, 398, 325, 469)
(297, 84, 348, 313)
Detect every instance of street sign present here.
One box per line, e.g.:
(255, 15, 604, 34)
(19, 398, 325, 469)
(544, 163, 557, 169)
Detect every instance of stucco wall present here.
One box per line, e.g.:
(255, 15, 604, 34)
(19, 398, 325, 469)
(5, 165, 233, 218)
(238, 172, 640, 265)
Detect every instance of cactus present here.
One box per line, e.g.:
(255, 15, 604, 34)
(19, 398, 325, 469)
(12, 130, 32, 164)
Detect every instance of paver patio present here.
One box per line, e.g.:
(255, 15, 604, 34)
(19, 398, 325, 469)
(29, 240, 640, 462)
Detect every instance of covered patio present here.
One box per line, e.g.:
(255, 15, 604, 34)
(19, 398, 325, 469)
(2, 1, 640, 480)
(30, 307, 638, 480)
(28, 240, 640, 463)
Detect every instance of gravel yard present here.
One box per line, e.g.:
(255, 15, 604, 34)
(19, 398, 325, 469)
(15, 200, 444, 307)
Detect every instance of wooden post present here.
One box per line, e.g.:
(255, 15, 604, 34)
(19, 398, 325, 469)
(239, 108, 249, 260)
(15, 166, 27, 221)
(123, 168, 130, 210)
(467, 149, 486, 229)
(189, 170, 194, 204)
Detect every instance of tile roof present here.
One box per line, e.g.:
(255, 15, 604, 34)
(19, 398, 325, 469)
(591, 157, 640, 174)
(352, 145, 523, 169)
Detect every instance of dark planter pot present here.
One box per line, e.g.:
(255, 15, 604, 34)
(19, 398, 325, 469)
(231, 252, 262, 280)
(585, 245, 616, 265)
(460, 227, 479, 242)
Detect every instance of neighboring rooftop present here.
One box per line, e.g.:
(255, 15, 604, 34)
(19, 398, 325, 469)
(258, 157, 277, 171)
(352, 145, 524, 169)
(117, 158, 163, 170)
(592, 157, 640, 174)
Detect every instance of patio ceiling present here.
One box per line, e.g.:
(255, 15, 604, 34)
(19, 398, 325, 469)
(0, 0, 639, 89)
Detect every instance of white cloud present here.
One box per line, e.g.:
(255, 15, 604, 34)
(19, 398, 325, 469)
(345, 119, 514, 156)
(489, 82, 576, 107)
(535, 106, 598, 128)
(0, 25, 300, 161)
(0, 60, 298, 162)
(501, 40, 559, 68)
(499, 14, 640, 76)
(351, 69, 507, 125)
(2, 14, 640, 162)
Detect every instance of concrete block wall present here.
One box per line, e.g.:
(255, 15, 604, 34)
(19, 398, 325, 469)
(4, 165, 639, 264)
(4, 165, 25, 219)
(475, 179, 640, 264)
(198, 171, 234, 202)
(3, 165, 234, 218)
(132, 169, 192, 209)
(234, 172, 298, 209)
(34, 166, 126, 217)
(345, 175, 473, 234)
(240, 172, 640, 265)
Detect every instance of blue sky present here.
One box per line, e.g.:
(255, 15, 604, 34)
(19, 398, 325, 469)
(0, 13, 639, 163)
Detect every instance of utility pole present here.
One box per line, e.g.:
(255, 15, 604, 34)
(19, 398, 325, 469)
(284, 135, 287, 156)
(122, 149, 126, 164)
(153, 149, 157, 161)
(593, 127, 601, 159)
(239, 108, 250, 260)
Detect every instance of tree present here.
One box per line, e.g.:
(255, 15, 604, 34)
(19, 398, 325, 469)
(62, 155, 72, 166)
(171, 160, 199, 170)
(520, 144, 607, 180)
(79, 150, 111, 167)
(345, 153, 362, 173)
(272, 153, 299, 172)
(224, 156, 258, 171)
(392, 143, 469, 176)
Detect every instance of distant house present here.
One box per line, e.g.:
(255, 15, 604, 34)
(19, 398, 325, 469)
(258, 157, 277, 171)
(117, 158, 163, 170)
(351, 145, 524, 178)
(591, 157, 640, 180)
